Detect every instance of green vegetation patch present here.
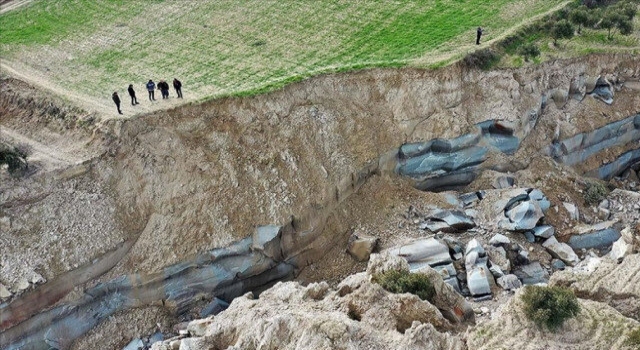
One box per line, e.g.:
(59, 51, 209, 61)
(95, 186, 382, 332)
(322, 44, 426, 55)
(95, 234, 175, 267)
(373, 269, 436, 302)
(584, 181, 609, 205)
(0, 0, 567, 105)
(521, 285, 580, 331)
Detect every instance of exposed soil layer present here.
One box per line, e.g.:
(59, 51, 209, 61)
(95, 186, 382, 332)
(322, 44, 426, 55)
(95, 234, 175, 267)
(1, 54, 639, 349)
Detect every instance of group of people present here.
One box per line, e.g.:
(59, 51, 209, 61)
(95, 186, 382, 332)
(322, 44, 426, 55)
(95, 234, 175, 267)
(112, 78, 183, 114)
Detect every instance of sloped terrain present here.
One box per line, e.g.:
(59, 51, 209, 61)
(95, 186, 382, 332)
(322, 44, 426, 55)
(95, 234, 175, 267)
(1, 53, 640, 349)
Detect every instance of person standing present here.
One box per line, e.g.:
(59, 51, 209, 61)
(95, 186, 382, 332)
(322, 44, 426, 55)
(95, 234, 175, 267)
(147, 80, 156, 101)
(476, 27, 483, 45)
(159, 80, 170, 99)
(112, 92, 123, 115)
(173, 78, 183, 98)
(128, 84, 139, 105)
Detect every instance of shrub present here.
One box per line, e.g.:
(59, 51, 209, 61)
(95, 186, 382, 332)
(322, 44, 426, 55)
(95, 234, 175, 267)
(569, 7, 591, 33)
(625, 328, 640, 347)
(552, 20, 575, 45)
(584, 181, 609, 205)
(462, 48, 501, 70)
(0, 142, 29, 176)
(521, 285, 580, 331)
(373, 269, 435, 302)
(519, 43, 540, 61)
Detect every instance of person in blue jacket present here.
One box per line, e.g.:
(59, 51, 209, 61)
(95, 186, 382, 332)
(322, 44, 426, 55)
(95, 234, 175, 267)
(146, 80, 156, 101)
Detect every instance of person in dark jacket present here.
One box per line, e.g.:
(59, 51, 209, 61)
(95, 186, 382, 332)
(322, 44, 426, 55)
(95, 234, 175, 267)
(173, 78, 183, 98)
(128, 84, 139, 105)
(146, 80, 156, 101)
(112, 92, 123, 115)
(476, 27, 483, 45)
(158, 80, 170, 99)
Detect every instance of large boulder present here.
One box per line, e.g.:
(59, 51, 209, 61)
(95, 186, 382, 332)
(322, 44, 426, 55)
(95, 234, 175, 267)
(347, 232, 379, 262)
(386, 238, 452, 271)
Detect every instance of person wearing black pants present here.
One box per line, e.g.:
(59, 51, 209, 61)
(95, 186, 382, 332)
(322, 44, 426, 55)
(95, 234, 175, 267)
(128, 84, 139, 105)
(173, 78, 183, 98)
(476, 27, 483, 45)
(146, 79, 156, 101)
(112, 92, 123, 115)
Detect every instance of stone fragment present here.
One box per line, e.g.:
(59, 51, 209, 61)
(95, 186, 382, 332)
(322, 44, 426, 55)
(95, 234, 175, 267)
(413, 265, 475, 323)
(608, 236, 630, 262)
(551, 259, 566, 270)
(486, 246, 511, 273)
(467, 265, 492, 296)
(542, 236, 580, 266)
(532, 225, 555, 238)
(123, 338, 144, 350)
(252, 225, 283, 260)
(497, 274, 522, 290)
(0, 283, 12, 299)
(567, 228, 621, 251)
(200, 297, 230, 317)
(187, 317, 215, 337)
(493, 176, 515, 189)
(148, 332, 163, 346)
(563, 202, 579, 221)
(513, 262, 549, 285)
(505, 201, 543, 230)
(489, 233, 510, 246)
(422, 209, 475, 232)
(386, 238, 451, 271)
(489, 265, 504, 278)
(347, 232, 379, 262)
(465, 238, 485, 256)
(523, 231, 535, 243)
(16, 278, 30, 291)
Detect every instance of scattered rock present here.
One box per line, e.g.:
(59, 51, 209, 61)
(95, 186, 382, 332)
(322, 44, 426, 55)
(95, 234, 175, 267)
(532, 225, 554, 238)
(503, 201, 543, 231)
(386, 238, 451, 271)
(187, 317, 215, 337)
(123, 338, 144, 350)
(493, 176, 515, 189)
(513, 262, 549, 285)
(421, 209, 475, 232)
(200, 297, 230, 318)
(567, 228, 621, 252)
(608, 236, 630, 262)
(15, 278, 30, 292)
(542, 236, 580, 266)
(347, 232, 379, 262)
(0, 283, 12, 299)
(563, 202, 579, 221)
(486, 246, 511, 273)
(496, 274, 522, 290)
(523, 231, 535, 243)
(551, 259, 566, 270)
(489, 233, 510, 246)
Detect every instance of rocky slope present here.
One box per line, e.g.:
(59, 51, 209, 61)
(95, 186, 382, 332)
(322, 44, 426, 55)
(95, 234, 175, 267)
(1, 53, 640, 349)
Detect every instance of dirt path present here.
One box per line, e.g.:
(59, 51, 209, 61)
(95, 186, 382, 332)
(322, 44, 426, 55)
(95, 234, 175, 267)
(0, 0, 32, 14)
(0, 126, 83, 171)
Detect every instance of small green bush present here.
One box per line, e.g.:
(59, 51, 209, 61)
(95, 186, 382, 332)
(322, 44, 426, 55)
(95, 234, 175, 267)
(584, 181, 609, 205)
(625, 327, 640, 347)
(0, 143, 29, 176)
(521, 285, 580, 331)
(519, 43, 540, 61)
(373, 269, 435, 302)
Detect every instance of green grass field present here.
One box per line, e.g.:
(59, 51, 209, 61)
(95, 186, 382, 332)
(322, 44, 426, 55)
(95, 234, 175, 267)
(0, 0, 568, 112)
